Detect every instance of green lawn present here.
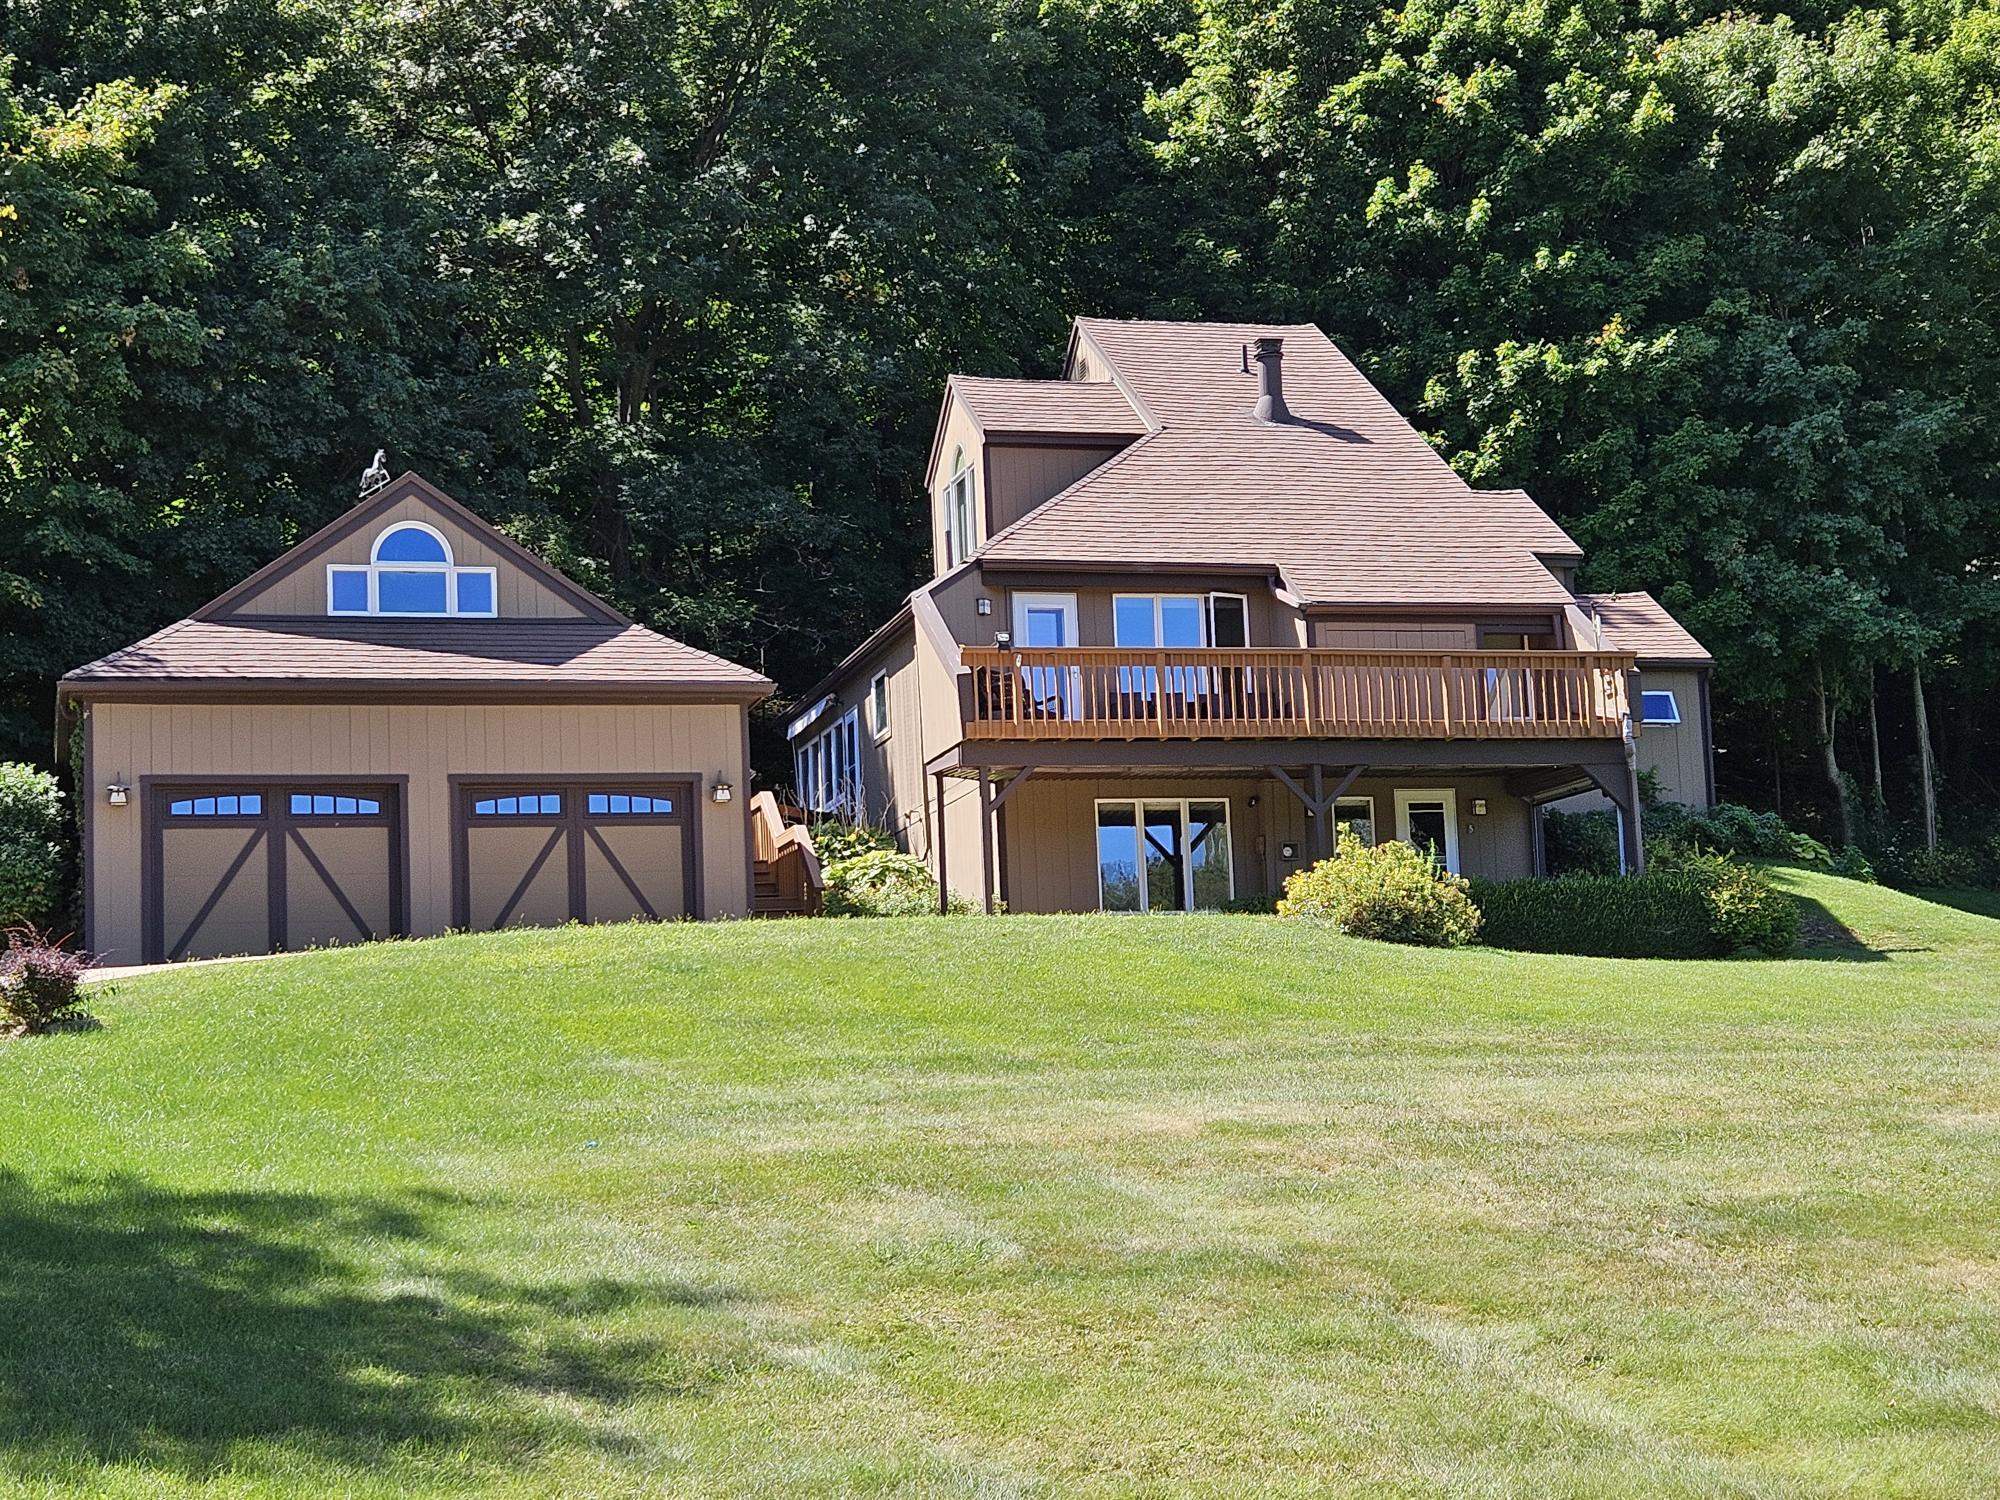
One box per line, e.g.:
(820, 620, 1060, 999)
(5, 871, 1999, 1496)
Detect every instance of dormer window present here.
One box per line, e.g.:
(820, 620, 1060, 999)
(328, 521, 498, 617)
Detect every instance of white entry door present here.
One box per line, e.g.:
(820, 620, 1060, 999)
(1011, 593, 1079, 718)
(1394, 789, 1461, 874)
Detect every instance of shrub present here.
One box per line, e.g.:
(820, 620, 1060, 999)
(1469, 873, 1717, 959)
(822, 850, 976, 916)
(1543, 808, 1621, 877)
(808, 820, 897, 866)
(1277, 834, 1481, 947)
(1893, 843, 1983, 890)
(1828, 844, 1876, 883)
(0, 926, 94, 1035)
(1219, 890, 1279, 914)
(0, 764, 67, 927)
(1652, 849, 1801, 956)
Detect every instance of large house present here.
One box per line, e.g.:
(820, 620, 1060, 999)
(788, 318, 1713, 912)
(59, 473, 774, 962)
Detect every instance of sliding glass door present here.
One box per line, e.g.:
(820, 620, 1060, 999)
(1095, 799, 1233, 911)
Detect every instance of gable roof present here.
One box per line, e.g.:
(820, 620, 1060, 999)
(62, 472, 771, 701)
(195, 471, 627, 624)
(974, 319, 1582, 609)
(1579, 592, 1712, 665)
(947, 376, 1146, 438)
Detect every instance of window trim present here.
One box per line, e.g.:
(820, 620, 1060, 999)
(1207, 592, 1250, 647)
(1093, 796, 1235, 912)
(1333, 794, 1376, 845)
(869, 670, 891, 743)
(327, 521, 500, 619)
(1393, 788, 1461, 875)
(943, 465, 976, 568)
(1640, 689, 1682, 725)
(794, 705, 864, 816)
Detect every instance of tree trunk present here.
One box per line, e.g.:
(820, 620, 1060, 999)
(1812, 656, 1854, 847)
(1867, 673, 1884, 801)
(1913, 661, 1938, 850)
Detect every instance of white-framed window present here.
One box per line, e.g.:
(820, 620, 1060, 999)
(1110, 593, 1250, 648)
(328, 520, 498, 618)
(1640, 690, 1681, 725)
(1393, 788, 1461, 874)
(794, 706, 863, 815)
(1094, 798, 1233, 912)
(1334, 795, 1375, 846)
(869, 671, 891, 742)
(943, 461, 976, 568)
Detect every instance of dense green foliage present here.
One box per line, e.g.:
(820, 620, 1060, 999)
(4, 0, 1997, 841)
(1471, 872, 1719, 958)
(806, 820, 898, 866)
(1278, 832, 1482, 945)
(1474, 852, 1799, 957)
(821, 848, 972, 916)
(0, 763, 64, 925)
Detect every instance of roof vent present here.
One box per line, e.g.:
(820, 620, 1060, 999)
(1250, 337, 1289, 424)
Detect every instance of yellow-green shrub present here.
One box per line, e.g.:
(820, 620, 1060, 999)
(1277, 834, 1482, 947)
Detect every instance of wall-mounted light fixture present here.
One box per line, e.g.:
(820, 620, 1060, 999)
(1280, 842, 1297, 860)
(994, 631, 1012, 648)
(106, 784, 130, 807)
(710, 782, 733, 804)
(1472, 798, 1488, 816)
(976, 597, 993, 616)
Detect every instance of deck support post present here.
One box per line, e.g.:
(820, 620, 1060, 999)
(1268, 764, 1363, 862)
(1583, 762, 1647, 876)
(978, 768, 995, 915)
(934, 771, 950, 914)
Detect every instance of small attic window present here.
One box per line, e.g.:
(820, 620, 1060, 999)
(329, 520, 498, 618)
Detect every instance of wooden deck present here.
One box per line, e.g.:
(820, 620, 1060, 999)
(960, 647, 1635, 742)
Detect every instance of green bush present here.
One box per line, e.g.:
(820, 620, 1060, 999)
(1543, 807, 1622, 877)
(1218, 890, 1279, 914)
(822, 849, 976, 917)
(1277, 834, 1481, 947)
(0, 764, 67, 927)
(1651, 849, 1801, 956)
(1469, 873, 1717, 958)
(1828, 844, 1876, 882)
(808, 820, 898, 866)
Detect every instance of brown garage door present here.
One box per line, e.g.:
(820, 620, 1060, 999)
(147, 783, 404, 961)
(456, 780, 696, 933)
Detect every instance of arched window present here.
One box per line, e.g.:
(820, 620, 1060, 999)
(328, 521, 498, 617)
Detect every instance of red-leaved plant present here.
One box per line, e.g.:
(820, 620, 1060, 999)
(0, 925, 96, 1035)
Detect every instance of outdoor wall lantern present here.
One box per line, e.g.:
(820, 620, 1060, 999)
(106, 783, 130, 807)
(976, 597, 993, 616)
(711, 782, 734, 804)
(1473, 798, 1488, 815)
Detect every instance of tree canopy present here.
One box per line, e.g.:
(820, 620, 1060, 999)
(3, 0, 1996, 847)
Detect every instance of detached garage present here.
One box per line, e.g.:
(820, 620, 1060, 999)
(59, 472, 772, 964)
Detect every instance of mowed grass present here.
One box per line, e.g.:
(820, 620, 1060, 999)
(4, 872, 1999, 1496)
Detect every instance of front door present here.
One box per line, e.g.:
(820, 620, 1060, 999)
(1394, 789, 1461, 874)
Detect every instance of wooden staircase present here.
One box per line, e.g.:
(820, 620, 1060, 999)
(750, 792, 823, 917)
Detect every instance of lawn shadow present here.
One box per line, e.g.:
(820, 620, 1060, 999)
(1788, 892, 1921, 962)
(1902, 885, 2000, 921)
(0, 1170, 744, 1485)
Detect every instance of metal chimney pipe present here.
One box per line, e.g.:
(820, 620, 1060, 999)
(1251, 337, 1288, 423)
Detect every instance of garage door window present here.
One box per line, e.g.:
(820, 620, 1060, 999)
(473, 793, 563, 815)
(291, 793, 382, 816)
(587, 793, 674, 815)
(169, 793, 264, 817)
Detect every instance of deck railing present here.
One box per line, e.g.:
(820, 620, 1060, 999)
(959, 647, 1634, 741)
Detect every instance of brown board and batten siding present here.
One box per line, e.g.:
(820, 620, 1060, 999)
(84, 699, 751, 963)
(64, 472, 771, 962)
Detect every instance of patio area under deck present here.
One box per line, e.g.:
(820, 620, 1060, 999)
(925, 736, 1648, 914)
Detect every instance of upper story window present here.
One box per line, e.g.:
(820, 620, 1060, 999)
(1640, 690, 1682, 725)
(943, 454, 976, 568)
(328, 521, 498, 618)
(1112, 593, 1249, 648)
